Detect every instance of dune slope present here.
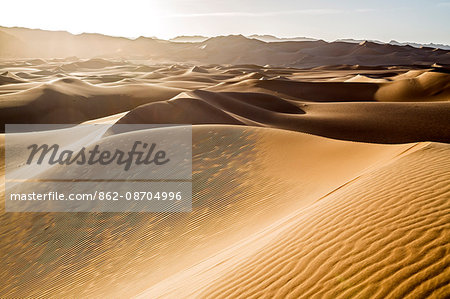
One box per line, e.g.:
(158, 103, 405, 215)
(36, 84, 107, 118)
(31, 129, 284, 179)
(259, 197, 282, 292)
(139, 140, 450, 299)
(115, 90, 450, 143)
(0, 125, 423, 297)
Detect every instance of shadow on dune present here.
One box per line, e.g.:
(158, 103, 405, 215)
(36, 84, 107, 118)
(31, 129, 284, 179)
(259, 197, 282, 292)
(0, 77, 184, 131)
(110, 90, 450, 144)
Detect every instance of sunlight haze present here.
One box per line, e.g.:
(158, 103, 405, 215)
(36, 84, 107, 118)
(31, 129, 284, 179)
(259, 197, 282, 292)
(1, 0, 449, 43)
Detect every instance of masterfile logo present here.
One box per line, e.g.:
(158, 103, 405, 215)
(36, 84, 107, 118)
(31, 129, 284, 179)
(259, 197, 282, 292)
(5, 124, 192, 212)
(26, 141, 170, 171)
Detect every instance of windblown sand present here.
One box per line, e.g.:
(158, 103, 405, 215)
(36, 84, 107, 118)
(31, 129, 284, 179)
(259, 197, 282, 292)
(0, 58, 449, 298)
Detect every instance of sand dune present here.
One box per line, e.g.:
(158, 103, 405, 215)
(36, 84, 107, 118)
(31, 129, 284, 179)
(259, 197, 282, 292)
(376, 70, 450, 102)
(0, 71, 27, 85)
(115, 89, 450, 143)
(210, 69, 450, 102)
(0, 76, 183, 126)
(0, 51, 449, 298)
(1, 125, 428, 297)
(140, 139, 449, 299)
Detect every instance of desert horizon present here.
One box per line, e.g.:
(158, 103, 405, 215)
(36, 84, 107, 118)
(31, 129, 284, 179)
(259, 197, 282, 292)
(1, 0, 449, 298)
(2, 25, 450, 66)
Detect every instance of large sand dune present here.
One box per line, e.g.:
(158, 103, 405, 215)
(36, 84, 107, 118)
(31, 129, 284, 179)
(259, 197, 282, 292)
(0, 41, 449, 298)
(1, 125, 448, 297)
(140, 138, 450, 299)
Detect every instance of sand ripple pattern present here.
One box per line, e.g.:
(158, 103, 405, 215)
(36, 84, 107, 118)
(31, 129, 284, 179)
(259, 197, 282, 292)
(151, 143, 450, 299)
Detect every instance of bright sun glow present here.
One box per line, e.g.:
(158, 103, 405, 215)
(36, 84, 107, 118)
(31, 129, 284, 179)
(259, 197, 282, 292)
(1, 0, 449, 43)
(1, 0, 171, 38)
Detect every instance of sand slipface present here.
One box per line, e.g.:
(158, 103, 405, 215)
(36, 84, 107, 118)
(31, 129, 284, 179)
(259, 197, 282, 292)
(0, 44, 449, 298)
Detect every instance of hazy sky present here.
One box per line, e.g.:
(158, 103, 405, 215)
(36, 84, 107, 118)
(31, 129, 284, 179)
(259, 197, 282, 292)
(1, 0, 449, 44)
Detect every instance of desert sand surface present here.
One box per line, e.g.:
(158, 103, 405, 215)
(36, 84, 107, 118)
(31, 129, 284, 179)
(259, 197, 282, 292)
(1, 59, 449, 143)
(0, 30, 449, 298)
